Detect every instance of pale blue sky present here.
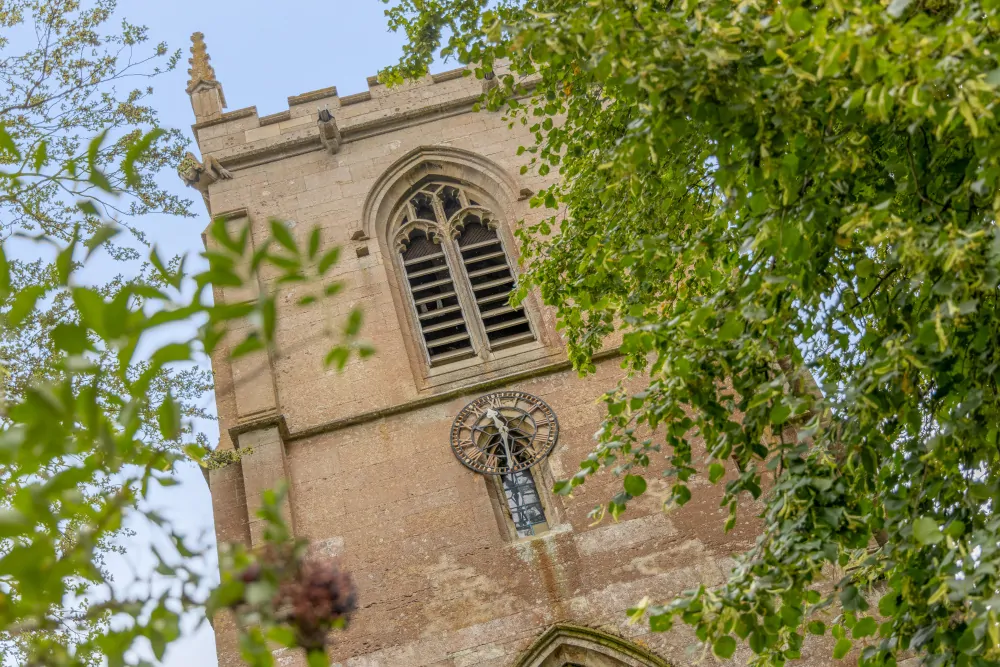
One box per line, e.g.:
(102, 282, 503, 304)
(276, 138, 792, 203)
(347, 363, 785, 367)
(108, 2, 420, 664)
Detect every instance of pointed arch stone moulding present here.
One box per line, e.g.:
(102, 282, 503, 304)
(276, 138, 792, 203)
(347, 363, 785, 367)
(361, 144, 522, 253)
(513, 624, 673, 667)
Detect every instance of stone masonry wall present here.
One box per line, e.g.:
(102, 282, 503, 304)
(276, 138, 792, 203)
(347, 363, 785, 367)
(196, 67, 841, 666)
(201, 69, 563, 452)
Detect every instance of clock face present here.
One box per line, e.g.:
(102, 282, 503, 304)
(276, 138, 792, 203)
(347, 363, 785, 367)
(450, 391, 559, 475)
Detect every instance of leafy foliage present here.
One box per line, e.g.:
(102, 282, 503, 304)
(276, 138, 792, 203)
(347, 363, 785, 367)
(0, 3, 209, 663)
(0, 6, 367, 664)
(382, 0, 1000, 664)
(0, 155, 365, 664)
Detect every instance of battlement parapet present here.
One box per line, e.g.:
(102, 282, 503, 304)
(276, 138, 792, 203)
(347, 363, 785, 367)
(192, 66, 497, 172)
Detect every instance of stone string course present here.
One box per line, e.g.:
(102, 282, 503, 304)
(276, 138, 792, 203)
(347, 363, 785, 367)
(188, 43, 844, 667)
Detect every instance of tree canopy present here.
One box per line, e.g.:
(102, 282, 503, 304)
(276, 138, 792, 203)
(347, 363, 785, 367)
(382, 0, 1000, 664)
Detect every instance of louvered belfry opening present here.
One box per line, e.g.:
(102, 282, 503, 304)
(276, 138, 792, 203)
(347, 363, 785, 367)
(394, 178, 535, 367)
(457, 215, 534, 349)
(400, 228, 475, 365)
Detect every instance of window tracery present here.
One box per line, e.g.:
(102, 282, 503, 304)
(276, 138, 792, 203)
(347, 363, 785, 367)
(393, 180, 535, 366)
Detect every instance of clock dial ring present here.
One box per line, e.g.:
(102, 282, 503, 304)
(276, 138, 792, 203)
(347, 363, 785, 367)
(450, 391, 559, 475)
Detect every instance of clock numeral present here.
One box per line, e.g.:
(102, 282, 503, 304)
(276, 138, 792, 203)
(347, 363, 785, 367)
(471, 394, 505, 418)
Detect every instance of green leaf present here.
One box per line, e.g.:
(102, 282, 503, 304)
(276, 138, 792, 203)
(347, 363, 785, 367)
(672, 484, 692, 506)
(267, 626, 297, 648)
(123, 128, 165, 188)
(0, 125, 21, 160)
(8, 286, 46, 326)
(878, 593, 897, 617)
(83, 224, 121, 261)
(913, 516, 943, 545)
(56, 226, 80, 285)
(245, 581, 274, 606)
(270, 219, 297, 253)
(157, 393, 181, 440)
(344, 308, 363, 337)
(88, 168, 112, 193)
(553, 479, 572, 495)
(712, 635, 737, 659)
(308, 226, 321, 260)
(649, 613, 672, 633)
(324, 346, 350, 370)
(318, 246, 341, 274)
(209, 580, 246, 611)
(151, 342, 193, 367)
(718, 312, 743, 341)
(150, 246, 182, 289)
(0, 244, 10, 297)
(77, 200, 100, 218)
(32, 140, 46, 172)
(708, 462, 725, 483)
(51, 324, 90, 354)
(839, 585, 868, 612)
(231, 334, 264, 359)
(209, 216, 243, 253)
(770, 402, 791, 425)
(957, 627, 978, 654)
(624, 474, 646, 497)
(788, 6, 811, 31)
(807, 621, 826, 635)
(0, 509, 30, 538)
(833, 638, 852, 660)
(307, 650, 330, 667)
(261, 297, 277, 342)
(86, 129, 109, 173)
(183, 444, 208, 463)
(852, 617, 877, 639)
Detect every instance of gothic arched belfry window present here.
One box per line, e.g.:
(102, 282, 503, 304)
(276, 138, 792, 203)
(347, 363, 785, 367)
(393, 179, 535, 367)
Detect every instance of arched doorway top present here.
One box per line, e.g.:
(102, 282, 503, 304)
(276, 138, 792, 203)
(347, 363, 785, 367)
(513, 623, 673, 667)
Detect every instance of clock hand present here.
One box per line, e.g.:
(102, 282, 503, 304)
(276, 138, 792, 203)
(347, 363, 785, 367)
(485, 408, 517, 469)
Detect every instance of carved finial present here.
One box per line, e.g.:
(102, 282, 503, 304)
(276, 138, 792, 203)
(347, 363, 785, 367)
(186, 32, 226, 119)
(187, 33, 216, 90)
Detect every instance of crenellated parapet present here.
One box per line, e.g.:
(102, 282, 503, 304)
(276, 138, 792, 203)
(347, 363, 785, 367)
(178, 32, 542, 216)
(187, 66, 500, 176)
(180, 36, 529, 181)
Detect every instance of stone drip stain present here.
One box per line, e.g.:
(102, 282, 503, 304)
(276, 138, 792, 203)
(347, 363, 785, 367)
(529, 535, 569, 620)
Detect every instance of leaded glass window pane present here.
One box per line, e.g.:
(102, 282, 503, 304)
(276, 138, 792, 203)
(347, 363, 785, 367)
(501, 469, 548, 538)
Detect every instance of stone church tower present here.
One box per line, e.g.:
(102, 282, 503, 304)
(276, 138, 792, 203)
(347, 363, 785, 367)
(183, 33, 766, 667)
